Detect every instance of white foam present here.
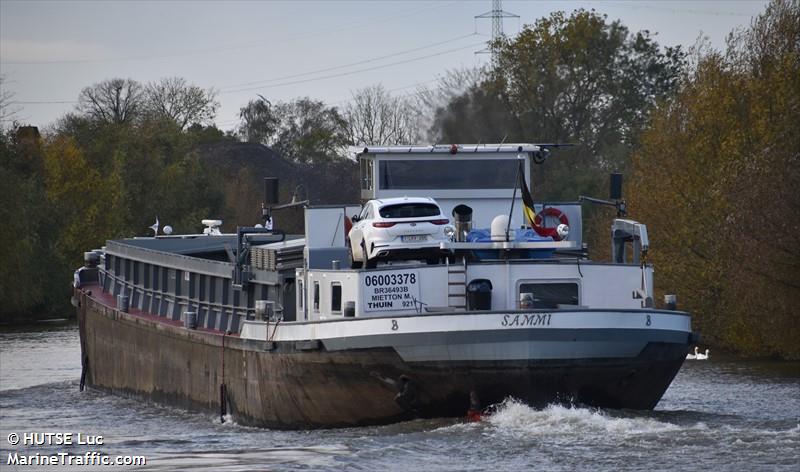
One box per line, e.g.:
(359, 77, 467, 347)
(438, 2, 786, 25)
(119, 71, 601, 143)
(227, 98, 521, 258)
(430, 421, 481, 434)
(486, 399, 681, 438)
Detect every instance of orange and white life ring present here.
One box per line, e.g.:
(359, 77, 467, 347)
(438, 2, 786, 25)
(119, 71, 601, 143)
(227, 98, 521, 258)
(532, 207, 569, 241)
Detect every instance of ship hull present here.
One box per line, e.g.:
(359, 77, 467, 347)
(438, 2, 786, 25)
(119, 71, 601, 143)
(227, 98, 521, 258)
(77, 290, 691, 429)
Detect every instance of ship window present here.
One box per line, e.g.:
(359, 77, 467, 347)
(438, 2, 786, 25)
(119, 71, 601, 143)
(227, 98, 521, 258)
(331, 283, 342, 312)
(313, 281, 320, 311)
(379, 159, 519, 190)
(518, 283, 579, 309)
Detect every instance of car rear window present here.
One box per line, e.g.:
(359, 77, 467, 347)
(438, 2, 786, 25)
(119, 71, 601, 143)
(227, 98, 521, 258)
(379, 203, 440, 219)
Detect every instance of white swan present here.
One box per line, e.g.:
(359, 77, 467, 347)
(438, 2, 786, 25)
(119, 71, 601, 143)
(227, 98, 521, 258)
(686, 346, 698, 360)
(696, 349, 710, 360)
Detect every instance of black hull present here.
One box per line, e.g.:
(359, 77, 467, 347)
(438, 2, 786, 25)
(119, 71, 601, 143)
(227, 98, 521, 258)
(77, 291, 688, 429)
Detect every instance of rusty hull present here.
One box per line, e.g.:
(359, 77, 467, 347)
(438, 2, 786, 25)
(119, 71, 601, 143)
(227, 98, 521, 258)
(77, 289, 688, 429)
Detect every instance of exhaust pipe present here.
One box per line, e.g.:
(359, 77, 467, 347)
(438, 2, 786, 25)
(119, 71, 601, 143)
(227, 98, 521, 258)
(452, 204, 473, 242)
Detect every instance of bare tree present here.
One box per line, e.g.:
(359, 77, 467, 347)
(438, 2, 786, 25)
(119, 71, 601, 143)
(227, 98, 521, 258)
(78, 78, 144, 125)
(0, 75, 19, 126)
(145, 77, 219, 129)
(344, 85, 422, 146)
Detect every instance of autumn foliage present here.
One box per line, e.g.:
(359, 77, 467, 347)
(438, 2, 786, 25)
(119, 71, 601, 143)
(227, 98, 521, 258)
(629, 0, 799, 358)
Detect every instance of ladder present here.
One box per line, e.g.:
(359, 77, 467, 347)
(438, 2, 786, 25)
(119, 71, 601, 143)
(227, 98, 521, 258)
(447, 257, 467, 310)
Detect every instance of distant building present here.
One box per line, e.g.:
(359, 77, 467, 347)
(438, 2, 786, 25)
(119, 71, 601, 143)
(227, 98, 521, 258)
(16, 126, 40, 146)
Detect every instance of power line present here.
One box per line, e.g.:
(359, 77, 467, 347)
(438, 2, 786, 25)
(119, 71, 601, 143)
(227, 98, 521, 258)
(10, 50, 475, 108)
(0, 2, 459, 66)
(222, 42, 485, 95)
(222, 33, 481, 90)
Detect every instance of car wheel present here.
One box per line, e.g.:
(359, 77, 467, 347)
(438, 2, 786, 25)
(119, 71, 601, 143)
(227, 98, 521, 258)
(348, 240, 362, 269)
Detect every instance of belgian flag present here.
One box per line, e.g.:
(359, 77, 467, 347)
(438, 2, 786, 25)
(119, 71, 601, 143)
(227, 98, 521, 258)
(517, 160, 536, 226)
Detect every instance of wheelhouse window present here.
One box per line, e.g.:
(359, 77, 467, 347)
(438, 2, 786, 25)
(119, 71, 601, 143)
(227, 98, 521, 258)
(331, 283, 342, 312)
(379, 203, 440, 219)
(519, 283, 579, 309)
(379, 159, 519, 190)
(313, 281, 320, 311)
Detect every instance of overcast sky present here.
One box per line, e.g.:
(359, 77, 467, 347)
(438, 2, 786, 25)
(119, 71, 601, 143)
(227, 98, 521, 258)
(1, 0, 768, 131)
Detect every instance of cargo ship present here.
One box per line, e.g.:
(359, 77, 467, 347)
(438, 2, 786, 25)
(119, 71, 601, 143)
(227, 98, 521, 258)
(73, 144, 695, 429)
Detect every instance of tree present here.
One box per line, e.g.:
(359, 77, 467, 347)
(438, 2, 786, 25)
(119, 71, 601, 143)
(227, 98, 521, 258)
(0, 75, 19, 126)
(629, 0, 799, 358)
(413, 67, 486, 141)
(0, 126, 57, 319)
(78, 78, 144, 125)
(344, 84, 421, 146)
(273, 98, 349, 162)
(238, 97, 349, 162)
(144, 77, 218, 130)
(492, 10, 684, 157)
(42, 136, 123, 265)
(431, 9, 684, 200)
(186, 123, 234, 144)
(238, 95, 278, 144)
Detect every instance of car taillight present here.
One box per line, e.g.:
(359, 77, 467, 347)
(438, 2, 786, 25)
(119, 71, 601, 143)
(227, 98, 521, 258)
(373, 222, 396, 228)
(430, 219, 449, 225)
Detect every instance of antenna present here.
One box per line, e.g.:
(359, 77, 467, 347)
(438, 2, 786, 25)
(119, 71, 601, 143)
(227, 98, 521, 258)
(475, 0, 519, 65)
(148, 217, 159, 237)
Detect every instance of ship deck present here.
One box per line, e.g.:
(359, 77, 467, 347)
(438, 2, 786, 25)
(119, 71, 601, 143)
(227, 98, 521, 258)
(82, 281, 238, 337)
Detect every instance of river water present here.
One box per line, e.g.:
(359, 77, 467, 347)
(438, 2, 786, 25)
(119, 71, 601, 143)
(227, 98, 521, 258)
(1, 322, 798, 471)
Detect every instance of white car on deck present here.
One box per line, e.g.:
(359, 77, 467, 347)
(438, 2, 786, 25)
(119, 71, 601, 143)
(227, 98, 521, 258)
(348, 197, 454, 268)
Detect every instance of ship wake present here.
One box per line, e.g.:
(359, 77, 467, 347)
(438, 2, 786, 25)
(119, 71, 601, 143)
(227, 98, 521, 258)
(485, 398, 685, 438)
